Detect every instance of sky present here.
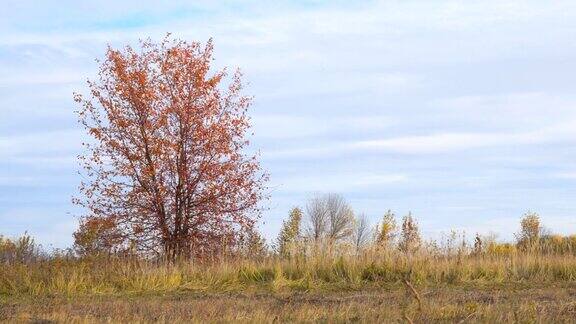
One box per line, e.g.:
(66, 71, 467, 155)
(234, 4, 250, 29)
(1, 0, 576, 249)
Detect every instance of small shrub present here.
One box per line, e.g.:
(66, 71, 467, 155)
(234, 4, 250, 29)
(398, 213, 421, 254)
(0, 233, 43, 264)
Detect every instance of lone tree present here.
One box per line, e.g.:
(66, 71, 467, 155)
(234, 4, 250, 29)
(73, 36, 268, 261)
(353, 213, 372, 253)
(305, 193, 354, 244)
(516, 211, 542, 252)
(238, 227, 268, 259)
(376, 210, 396, 248)
(73, 216, 125, 257)
(276, 207, 303, 258)
(398, 212, 421, 254)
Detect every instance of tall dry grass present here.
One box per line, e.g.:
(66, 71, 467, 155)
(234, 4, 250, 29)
(2, 245, 576, 298)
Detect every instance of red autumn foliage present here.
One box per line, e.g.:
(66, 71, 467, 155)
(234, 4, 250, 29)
(73, 216, 125, 257)
(73, 36, 268, 261)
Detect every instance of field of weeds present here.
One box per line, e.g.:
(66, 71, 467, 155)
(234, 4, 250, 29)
(2, 251, 576, 322)
(3, 213, 576, 322)
(3, 285, 576, 322)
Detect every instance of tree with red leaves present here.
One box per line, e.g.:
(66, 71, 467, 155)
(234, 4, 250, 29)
(73, 36, 268, 261)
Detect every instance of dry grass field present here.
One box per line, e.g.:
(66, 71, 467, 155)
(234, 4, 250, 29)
(3, 214, 576, 322)
(3, 285, 576, 323)
(2, 250, 576, 323)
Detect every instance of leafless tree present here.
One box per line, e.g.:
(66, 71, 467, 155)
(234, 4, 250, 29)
(353, 213, 372, 253)
(306, 193, 354, 243)
(326, 193, 355, 242)
(306, 195, 328, 242)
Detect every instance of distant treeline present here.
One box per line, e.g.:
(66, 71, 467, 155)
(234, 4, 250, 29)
(2, 193, 575, 264)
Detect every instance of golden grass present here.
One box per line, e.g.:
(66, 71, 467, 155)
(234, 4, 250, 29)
(2, 250, 576, 298)
(2, 246, 576, 322)
(3, 282, 576, 323)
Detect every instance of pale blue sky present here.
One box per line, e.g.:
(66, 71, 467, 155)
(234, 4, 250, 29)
(2, 1, 576, 249)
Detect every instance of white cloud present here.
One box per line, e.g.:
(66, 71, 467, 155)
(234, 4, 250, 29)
(0, 70, 86, 87)
(252, 114, 396, 140)
(274, 172, 407, 193)
(353, 131, 541, 154)
(264, 117, 576, 158)
(0, 129, 84, 160)
(433, 92, 576, 130)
